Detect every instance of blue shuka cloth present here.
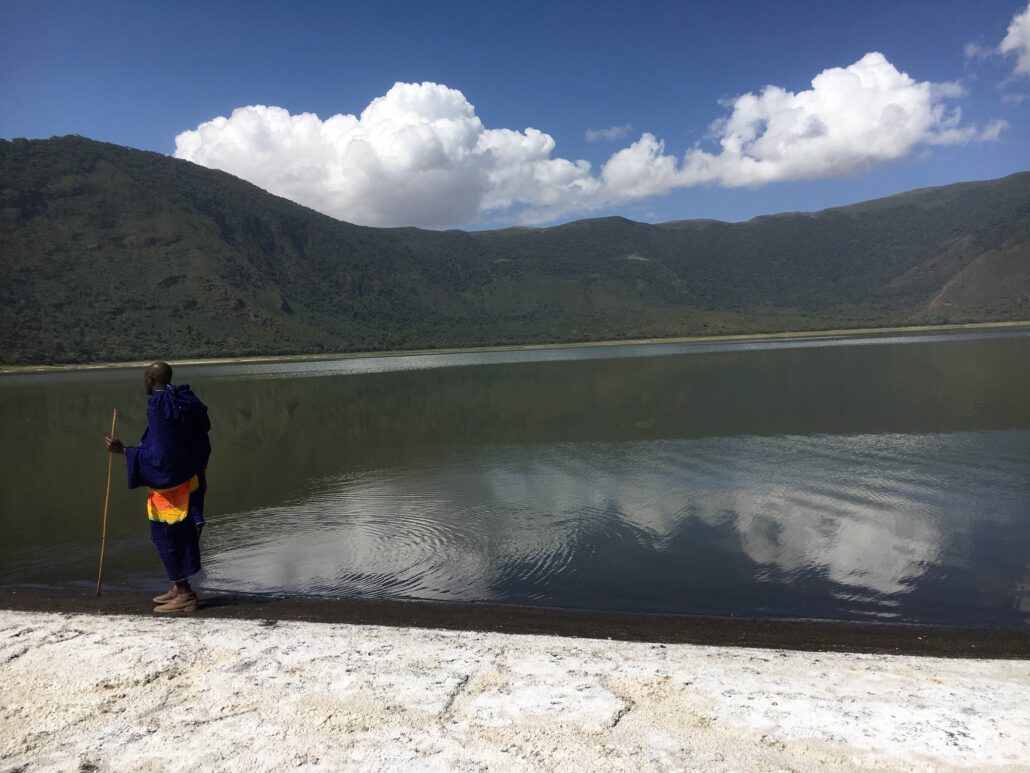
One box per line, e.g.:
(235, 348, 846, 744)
(126, 385, 211, 490)
(125, 384, 212, 581)
(151, 517, 202, 582)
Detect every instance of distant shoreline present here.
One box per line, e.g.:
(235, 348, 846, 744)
(3, 319, 1029, 375)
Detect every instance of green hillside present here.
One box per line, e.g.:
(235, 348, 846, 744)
(2, 135, 1028, 364)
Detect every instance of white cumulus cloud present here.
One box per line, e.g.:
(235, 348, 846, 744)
(176, 84, 488, 228)
(598, 53, 1003, 200)
(1000, 1, 1030, 77)
(175, 53, 996, 228)
(678, 53, 991, 187)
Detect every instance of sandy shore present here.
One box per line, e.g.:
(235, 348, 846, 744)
(2, 610, 1028, 771)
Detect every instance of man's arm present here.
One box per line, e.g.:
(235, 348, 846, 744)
(105, 428, 153, 489)
(105, 434, 146, 488)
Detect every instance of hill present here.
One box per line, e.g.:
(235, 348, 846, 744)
(1, 135, 1028, 364)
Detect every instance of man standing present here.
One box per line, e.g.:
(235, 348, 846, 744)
(106, 361, 211, 613)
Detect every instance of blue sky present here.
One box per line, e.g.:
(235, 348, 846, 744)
(2, 0, 1029, 229)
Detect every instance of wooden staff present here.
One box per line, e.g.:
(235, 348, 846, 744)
(96, 408, 118, 596)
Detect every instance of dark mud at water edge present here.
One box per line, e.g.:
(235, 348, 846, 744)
(1, 327, 1029, 640)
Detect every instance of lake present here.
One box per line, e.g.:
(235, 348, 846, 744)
(2, 328, 1029, 627)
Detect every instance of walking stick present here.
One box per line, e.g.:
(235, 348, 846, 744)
(96, 408, 117, 596)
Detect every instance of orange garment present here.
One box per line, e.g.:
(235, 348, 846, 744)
(146, 475, 200, 524)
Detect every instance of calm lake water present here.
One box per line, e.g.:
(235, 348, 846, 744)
(2, 329, 1029, 627)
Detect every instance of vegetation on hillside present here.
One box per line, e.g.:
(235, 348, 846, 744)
(1, 136, 1028, 364)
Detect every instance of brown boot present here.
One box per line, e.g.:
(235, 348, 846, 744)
(154, 592, 198, 614)
(152, 584, 178, 604)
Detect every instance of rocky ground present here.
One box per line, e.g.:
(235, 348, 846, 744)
(1, 610, 1028, 771)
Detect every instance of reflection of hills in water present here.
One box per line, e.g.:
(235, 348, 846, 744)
(203, 430, 1030, 626)
(193, 331, 1030, 512)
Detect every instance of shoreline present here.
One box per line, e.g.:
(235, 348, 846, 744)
(3, 586, 1028, 659)
(3, 319, 1029, 374)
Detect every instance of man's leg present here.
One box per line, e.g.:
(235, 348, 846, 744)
(151, 520, 201, 613)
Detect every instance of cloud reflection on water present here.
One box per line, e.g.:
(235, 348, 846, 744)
(478, 434, 947, 600)
(199, 431, 1030, 624)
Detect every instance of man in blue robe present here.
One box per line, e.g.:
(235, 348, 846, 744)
(106, 361, 211, 613)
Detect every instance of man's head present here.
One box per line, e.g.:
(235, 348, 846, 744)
(144, 361, 173, 394)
